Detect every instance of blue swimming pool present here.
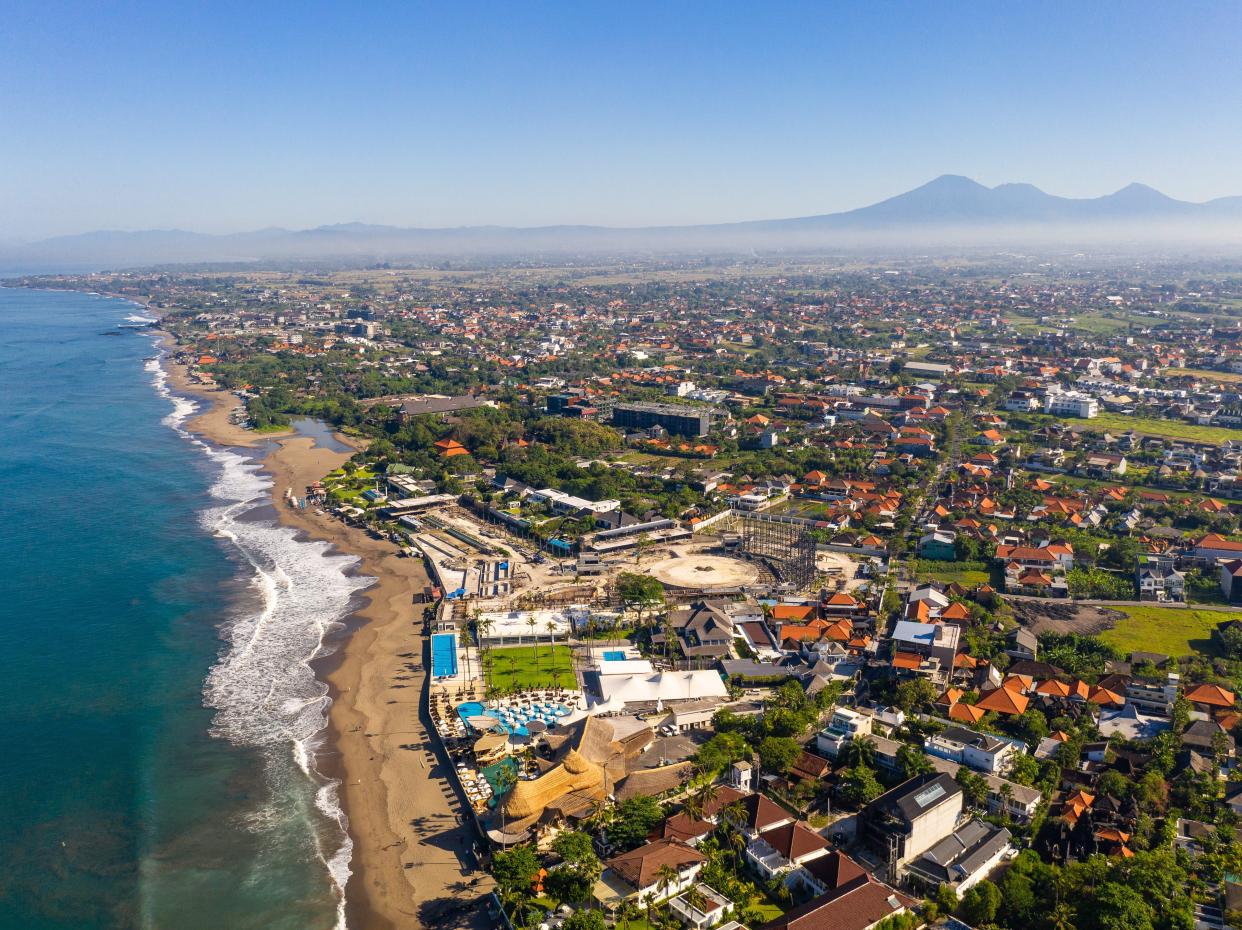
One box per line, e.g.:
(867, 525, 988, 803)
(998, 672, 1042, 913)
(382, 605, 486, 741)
(602, 650, 627, 661)
(431, 632, 458, 678)
(457, 699, 570, 737)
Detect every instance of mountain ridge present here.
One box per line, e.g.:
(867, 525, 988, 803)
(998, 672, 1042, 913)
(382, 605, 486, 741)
(6, 175, 1242, 269)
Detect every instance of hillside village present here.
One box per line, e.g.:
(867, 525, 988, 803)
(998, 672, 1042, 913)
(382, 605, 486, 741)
(30, 258, 1242, 930)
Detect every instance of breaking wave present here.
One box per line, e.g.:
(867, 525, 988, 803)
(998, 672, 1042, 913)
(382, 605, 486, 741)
(146, 338, 369, 929)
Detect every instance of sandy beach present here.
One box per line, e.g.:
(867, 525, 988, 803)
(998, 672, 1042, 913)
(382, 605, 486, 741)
(161, 339, 490, 929)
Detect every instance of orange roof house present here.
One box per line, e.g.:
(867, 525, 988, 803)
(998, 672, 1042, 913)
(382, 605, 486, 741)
(975, 687, 1029, 716)
(949, 702, 987, 724)
(1001, 674, 1034, 693)
(779, 625, 824, 645)
(936, 687, 964, 706)
(771, 604, 816, 623)
(823, 619, 854, 642)
(893, 651, 924, 671)
(434, 438, 471, 458)
(1035, 679, 1072, 698)
(1062, 790, 1095, 826)
(1185, 683, 1236, 708)
(941, 602, 971, 624)
(1087, 686, 1125, 707)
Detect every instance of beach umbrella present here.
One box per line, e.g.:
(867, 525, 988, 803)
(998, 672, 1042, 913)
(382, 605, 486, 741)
(468, 715, 500, 730)
(508, 733, 531, 747)
(526, 719, 548, 734)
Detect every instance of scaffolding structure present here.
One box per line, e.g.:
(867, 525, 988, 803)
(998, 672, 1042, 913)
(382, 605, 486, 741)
(727, 510, 817, 590)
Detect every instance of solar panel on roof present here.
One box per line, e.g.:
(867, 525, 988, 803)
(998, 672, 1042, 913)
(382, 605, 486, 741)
(913, 783, 947, 808)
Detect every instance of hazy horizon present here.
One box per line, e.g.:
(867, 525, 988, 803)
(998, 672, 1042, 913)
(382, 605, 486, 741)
(3, 1, 1242, 240)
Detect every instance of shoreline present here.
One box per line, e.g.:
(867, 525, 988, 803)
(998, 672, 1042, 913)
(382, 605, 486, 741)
(158, 329, 488, 929)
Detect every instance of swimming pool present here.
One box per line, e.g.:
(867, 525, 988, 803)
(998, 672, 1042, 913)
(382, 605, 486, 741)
(457, 699, 570, 737)
(602, 650, 627, 661)
(480, 758, 519, 807)
(431, 632, 458, 678)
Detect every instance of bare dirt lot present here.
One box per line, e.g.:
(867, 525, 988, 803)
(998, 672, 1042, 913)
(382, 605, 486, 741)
(646, 552, 761, 589)
(1011, 599, 1125, 636)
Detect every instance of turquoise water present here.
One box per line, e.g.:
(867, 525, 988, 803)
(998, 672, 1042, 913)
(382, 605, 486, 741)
(455, 700, 569, 737)
(431, 631, 459, 678)
(0, 289, 364, 930)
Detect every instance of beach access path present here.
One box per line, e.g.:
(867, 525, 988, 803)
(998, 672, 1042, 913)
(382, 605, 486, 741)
(163, 349, 493, 929)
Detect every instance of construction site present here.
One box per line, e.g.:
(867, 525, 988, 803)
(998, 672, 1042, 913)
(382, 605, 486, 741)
(410, 503, 867, 629)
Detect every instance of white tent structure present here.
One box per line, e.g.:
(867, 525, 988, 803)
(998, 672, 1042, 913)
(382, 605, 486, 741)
(594, 670, 728, 709)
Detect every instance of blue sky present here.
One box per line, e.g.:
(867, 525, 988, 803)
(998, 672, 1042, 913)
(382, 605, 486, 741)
(2, 1, 1240, 238)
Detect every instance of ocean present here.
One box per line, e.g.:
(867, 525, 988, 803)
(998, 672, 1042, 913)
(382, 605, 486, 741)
(0, 288, 369, 930)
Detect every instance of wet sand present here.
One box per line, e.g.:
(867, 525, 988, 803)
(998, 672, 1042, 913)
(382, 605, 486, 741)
(161, 339, 490, 929)
(160, 341, 289, 448)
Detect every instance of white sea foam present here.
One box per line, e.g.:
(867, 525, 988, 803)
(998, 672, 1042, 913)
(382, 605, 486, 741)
(146, 337, 368, 929)
(126, 313, 159, 324)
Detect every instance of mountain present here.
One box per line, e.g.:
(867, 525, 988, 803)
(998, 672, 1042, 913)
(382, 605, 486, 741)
(5, 176, 1242, 270)
(748, 175, 1225, 229)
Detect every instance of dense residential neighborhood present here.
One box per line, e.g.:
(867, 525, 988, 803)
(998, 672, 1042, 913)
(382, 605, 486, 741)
(27, 258, 1242, 930)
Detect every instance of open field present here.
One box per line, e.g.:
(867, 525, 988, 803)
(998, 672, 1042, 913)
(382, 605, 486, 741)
(648, 552, 760, 589)
(1070, 411, 1242, 444)
(1162, 367, 1242, 384)
(913, 565, 990, 587)
(1096, 605, 1237, 657)
(484, 645, 575, 690)
(1005, 311, 1134, 336)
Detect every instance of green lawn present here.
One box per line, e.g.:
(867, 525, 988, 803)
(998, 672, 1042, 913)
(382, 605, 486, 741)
(1096, 606, 1237, 657)
(1070, 411, 1242, 444)
(1162, 367, 1242, 384)
(1005, 311, 1135, 336)
(919, 568, 990, 586)
(484, 644, 575, 690)
(910, 559, 991, 587)
(748, 896, 784, 922)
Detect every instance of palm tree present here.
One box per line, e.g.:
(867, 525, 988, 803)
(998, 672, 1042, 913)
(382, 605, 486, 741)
(687, 780, 719, 824)
(682, 793, 705, 824)
(1049, 901, 1076, 930)
(546, 618, 559, 686)
(643, 892, 657, 929)
(587, 795, 615, 835)
(496, 764, 518, 833)
(720, 800, 746, 833)
(999, 782, 1014, 818)
(616, 899, 641, 929)
(655, 863, 680, 905)
(474, 612, 492, 692)
(843, 736, 876, 769)
(898, 743, 932, 778)
(527, 615, 539, 677)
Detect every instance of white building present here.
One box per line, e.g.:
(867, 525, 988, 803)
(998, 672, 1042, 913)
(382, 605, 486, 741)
(1044, 391, 1099, 418)
(923, 726, 1019, 775)
(816, 707, 873, 758)
(530, 488, 621, 515)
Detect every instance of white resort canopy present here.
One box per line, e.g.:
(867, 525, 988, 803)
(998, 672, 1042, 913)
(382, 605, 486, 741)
(595, 670, 728, 707)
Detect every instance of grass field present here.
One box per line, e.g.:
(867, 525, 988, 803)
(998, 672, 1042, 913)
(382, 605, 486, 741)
(1096, 605, 1237, 657)
(484, 644, 575, 690)
(919, 568, 991, 586)
(1005, 311, 1134, 336)
(1070, 411, 1242, 444)
(1163, 367, 1242, 384)
(909, 559, 991, 587)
